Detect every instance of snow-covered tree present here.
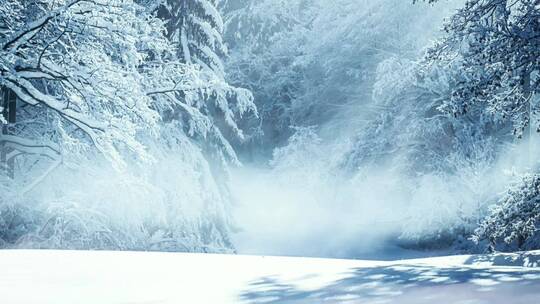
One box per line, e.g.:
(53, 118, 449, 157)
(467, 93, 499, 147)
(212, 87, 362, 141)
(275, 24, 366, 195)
(474, 173, 540, 252)
(224, 0, 456, 158)
(0, 0, 166, 172)
(339, 1, 527, 249)
(0, 0, 255, 253)
(342, 55, 506, 249)
(223, 0, 310, 156)
(143, 0, 257, 163)
(413, 0, 540, 252)
(424, 0, 540, 139)
(145, 0, 226, 77)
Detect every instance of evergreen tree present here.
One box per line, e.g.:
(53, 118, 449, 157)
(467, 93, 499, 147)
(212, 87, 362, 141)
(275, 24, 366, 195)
(143, 0, 257, 164)
(149, 0, 227, 77)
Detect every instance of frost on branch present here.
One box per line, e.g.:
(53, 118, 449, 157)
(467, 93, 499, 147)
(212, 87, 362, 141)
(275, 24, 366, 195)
(0, 0, 255, 253)
(474, 174, 540, 252)
(424, 0, 540, 138)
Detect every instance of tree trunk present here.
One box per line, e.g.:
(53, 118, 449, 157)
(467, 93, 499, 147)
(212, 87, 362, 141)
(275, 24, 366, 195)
(1, 87, 16, 179)
(523, 70, 533, 167)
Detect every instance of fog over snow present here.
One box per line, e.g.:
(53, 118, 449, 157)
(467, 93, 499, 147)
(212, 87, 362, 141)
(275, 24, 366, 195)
(2, 0, 540, 302)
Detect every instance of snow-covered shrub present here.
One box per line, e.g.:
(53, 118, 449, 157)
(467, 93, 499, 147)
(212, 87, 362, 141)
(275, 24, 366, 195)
(398, 156, 499, 250)
(474, 174, 540, 252)
(271, 127, 324, 174)
(0, 127, 235, 252)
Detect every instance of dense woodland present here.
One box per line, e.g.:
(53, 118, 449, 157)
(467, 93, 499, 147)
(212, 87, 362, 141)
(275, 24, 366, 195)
(0, 0, 539, 255)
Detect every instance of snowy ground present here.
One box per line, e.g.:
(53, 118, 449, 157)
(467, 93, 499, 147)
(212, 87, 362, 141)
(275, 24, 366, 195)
(1, 250, 540, 304)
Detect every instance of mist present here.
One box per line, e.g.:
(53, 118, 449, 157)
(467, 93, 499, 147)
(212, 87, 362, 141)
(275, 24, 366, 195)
(2, 0, 539, 260)
(224, 0, 534, 259)
(4, 1, 540, 302)
(230, 129, 537, 259)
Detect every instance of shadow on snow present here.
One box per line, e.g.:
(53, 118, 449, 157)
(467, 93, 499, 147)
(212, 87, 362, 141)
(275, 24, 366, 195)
(240, 255, 540, 303)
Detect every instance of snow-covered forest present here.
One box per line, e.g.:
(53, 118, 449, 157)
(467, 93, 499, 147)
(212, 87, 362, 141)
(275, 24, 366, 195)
(1, 0, 540, 260)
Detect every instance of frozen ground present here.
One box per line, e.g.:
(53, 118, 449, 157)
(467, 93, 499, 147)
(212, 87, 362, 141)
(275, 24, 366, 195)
(1, 250, 540, 304)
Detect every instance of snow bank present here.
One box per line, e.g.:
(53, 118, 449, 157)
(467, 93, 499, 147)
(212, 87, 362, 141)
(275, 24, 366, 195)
(1, 250, 540, 304)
